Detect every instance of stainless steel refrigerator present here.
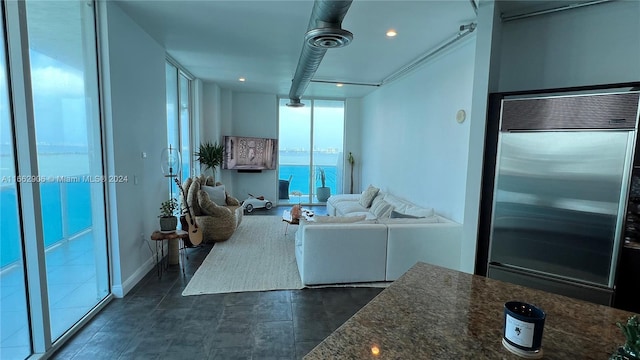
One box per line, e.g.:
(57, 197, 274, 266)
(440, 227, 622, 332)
(487, 91, 640, 305)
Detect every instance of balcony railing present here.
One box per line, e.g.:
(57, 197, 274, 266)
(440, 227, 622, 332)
(1, 177, 93, 268)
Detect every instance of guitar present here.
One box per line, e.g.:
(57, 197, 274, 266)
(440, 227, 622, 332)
(174, 178, 203, 247)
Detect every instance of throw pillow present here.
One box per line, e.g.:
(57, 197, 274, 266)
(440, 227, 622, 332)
(202, 184, 226, 206)
(384, 195, 409, 214)
(197, 190, 232, 217)
(370, 199, 393, 218)
(359, 184, 379, 208)
(390, 210, 425, 219)
(369, 192, 386, 209)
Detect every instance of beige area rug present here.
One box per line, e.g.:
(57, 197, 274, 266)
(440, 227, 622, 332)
(182, 215, 303, 295)
(182, 215, 390, 296)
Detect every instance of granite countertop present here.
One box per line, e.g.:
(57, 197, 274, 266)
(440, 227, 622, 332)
(305, 262, 635, 359)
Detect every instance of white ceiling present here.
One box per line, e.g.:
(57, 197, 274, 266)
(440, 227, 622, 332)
(114, 0, 478, 99)
(113, 0, 597, 99)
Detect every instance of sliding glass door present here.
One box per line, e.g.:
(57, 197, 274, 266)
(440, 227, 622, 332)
(25, 0, 109, 341)
(312, 100, 345, 199)
(278, 99, 344, 204)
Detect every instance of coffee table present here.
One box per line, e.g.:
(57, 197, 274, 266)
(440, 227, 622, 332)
(282, 209, 314, 235)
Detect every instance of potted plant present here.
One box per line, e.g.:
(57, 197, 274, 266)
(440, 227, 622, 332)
(159, 198, 179, 232)
(316, 167, 330, 202)
(194, 141, 224, 179)
(611, 315, 640, 360)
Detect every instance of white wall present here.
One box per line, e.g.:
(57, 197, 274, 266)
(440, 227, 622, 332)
(498, 0, 640, 91)
(216, 88, 233, 187)
(214, 92, 279, 201)
(101, 1, 167, 296)
(201, 88, 361, 200)
(201, 82, 221, 145)
(360, 38, 476, 223)
(192, 78, 204, 176)
(344, 98, 362, 194)
(198, 81, 223, 181)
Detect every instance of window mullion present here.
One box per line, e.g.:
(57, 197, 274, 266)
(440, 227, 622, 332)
(309, 99, 315, 202)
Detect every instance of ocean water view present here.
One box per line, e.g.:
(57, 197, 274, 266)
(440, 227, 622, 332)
(278, 150, 344, 200)
(1, 150, 95, 269)
(1, 180, 92, 268)
(279, 165, 338, 197)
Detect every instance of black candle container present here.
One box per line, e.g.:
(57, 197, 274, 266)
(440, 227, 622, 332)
(503, 301, 546, 356)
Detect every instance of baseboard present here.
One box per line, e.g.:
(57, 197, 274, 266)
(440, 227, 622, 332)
(112, 255, 156, 298)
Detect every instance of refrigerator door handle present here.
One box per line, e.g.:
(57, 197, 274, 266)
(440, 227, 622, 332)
(609, 132, 635, 287)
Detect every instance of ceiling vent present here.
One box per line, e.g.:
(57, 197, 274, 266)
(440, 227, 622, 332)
(287, 0, 353, 107)
(305, 27, 352, 49)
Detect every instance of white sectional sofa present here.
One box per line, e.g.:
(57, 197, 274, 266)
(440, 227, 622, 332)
(295, 187, 462, 285)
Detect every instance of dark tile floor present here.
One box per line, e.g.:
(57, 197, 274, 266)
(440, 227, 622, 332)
(51, 206, 383, 360)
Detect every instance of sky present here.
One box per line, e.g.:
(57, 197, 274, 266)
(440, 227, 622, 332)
(278, 99, 345, 151)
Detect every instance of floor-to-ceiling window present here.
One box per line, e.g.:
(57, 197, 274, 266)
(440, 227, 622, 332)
(278, 99, 345, 204)
(166, 60, 192, 196)
(312, 100, 345, 198)
(165, 62, 179, 197)
(0, 10, 30, 359)
(1, 1, 109, 358)
(26, 0, 109, 343)
(179, 73, 191, 181)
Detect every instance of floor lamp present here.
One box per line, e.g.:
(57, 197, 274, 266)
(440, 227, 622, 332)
(161, 144, 182, 202)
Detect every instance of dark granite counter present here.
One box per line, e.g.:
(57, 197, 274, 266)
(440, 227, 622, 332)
(305, 262, 635, 359)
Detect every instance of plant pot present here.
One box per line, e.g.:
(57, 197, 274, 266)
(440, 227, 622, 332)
(201, 165, 216, 181)
(316, 187, 331, 202)
(159, 216, 178, 232)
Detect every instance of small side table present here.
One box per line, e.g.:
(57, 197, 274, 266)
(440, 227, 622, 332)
(282, 210, 299, 235)
(150, 230, 189, 277)
(282, 209, 314, 235)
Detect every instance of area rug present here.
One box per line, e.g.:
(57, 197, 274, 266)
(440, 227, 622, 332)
(182, 215, 303, 295)
(182, 215, 391, 296)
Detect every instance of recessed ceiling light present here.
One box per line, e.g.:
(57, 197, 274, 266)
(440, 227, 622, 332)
(336, 83, 344, 87)
(238, 77, 246, 82)
(386, 29, 397, 38)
